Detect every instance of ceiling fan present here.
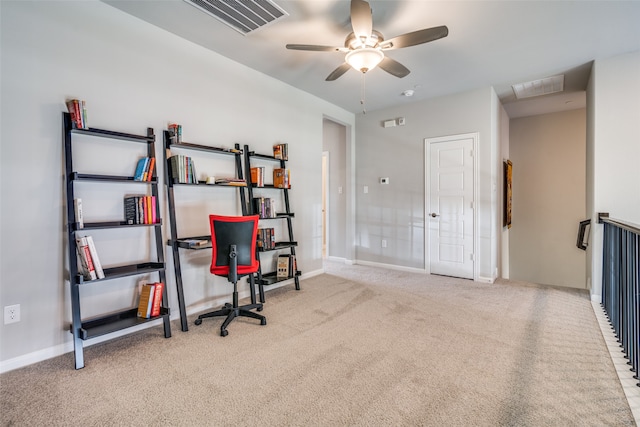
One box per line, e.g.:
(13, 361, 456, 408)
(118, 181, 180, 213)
(286, 0, 449, 81)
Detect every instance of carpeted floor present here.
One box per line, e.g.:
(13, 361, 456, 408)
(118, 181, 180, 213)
(0, 262, 635, 426)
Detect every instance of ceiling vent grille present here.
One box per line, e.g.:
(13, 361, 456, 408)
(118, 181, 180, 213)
(512, 75, 565, 99)
(184, 0, 288, 35)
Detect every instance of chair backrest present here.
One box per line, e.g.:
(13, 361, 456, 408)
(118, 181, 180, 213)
(209, 214, 260, 277)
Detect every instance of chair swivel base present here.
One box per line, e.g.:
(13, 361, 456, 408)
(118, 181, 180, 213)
(194, 303, 266, 336)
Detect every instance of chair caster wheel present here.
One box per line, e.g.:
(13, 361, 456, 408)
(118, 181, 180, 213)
(195, 318, 202, 325)
(257, 306, 263, 312)
(221, 330, 228, 337)
(261, 318, 267, 326)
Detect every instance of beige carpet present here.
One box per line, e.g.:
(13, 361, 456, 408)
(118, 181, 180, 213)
(1, 262, 635, 426)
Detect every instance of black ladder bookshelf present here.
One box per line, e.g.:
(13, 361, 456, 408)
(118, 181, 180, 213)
(244, 144, 301, 299)
(163, 133, 259, 332)
(63, 113, 170, 370)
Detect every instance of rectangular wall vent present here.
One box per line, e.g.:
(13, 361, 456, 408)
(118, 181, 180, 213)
(512, 75, 564, 99)
(184, 0, 288, 35)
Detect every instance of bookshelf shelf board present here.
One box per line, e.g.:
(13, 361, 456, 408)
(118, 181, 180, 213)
(257, 241, 298, 252)
(76, 262, 165, 284)
(170, 179, 246, 187)
(259, 213, 295, 220)
(76, 220, 162, 231)
(71, 172, 157, 184)
(71, 127, 154, 144)
(169, 141, 240, 156)
(167, 235, 213, 250)
(256, 271, 302, 286)
(73, 307, 170, 340)
(251, 184, 291, 190)
(248, 152, 281, 161)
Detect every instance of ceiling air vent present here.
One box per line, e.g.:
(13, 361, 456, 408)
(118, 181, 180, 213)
(184, 0, 288, 35)
(512, 75, 565, 99)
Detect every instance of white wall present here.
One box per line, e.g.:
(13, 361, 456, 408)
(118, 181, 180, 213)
(509, 109, 587, 288)
(587, 50, 640, 301)
(0, 1, 354, 370)
(354, 87, 499, 280)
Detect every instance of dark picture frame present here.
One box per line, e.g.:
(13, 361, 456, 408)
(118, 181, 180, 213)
(503, 160, 512, 229)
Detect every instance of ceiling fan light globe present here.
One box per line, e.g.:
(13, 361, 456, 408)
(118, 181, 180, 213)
(346, 48, 384, 73)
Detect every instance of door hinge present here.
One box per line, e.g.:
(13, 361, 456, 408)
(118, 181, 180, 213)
(470, 253, 475, 261)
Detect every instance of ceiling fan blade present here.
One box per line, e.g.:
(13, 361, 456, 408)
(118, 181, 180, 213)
(380, 25, 449, 50)
(326, 63, 352, 81)
(378, 57, 410, 78)
(286, 44, 344, 52)
(350, 0, 373, 42)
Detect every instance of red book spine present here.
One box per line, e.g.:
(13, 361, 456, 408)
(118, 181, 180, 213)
(150, 282, 164, 317)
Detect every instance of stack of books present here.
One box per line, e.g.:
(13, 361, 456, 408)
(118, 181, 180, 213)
(277, 254, 296, 278)
(124, 195, 157, 225)
(75, 235, 105, 280)
(257, 228, 275, 250)
(65, 98, 88, 129)
(253, 197, 276, 218)
(273, 143, 288, 160)
(133, 157, 156, 181)
(137, 282, 164, 318)
(169, 155, 198, 183)
(250, 167, 265, 187)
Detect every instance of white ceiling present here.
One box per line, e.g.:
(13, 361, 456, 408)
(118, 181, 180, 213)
(104, 0, 640, 117)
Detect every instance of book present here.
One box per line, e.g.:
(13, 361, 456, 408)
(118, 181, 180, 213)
(84, 235, 105, 279)
(150, 282, 164, 317)
(73, 198, 84, 229)
(81, 100, 88, 129)
(145, 157, 156, 181)
(137, 283, 155, 318)
(124, 196, 137, 225)
(277, 255, 290, 278)
(75, 236, 97, 280)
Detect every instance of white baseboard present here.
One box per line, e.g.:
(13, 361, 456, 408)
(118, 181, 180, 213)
(354, 259, 427, 274)
(0, 269, 325, 374)
(477, 275, 496, 284)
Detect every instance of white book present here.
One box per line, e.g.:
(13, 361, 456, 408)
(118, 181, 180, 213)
(85, 235, 105, 279)
(74, 198, 83, 229)
(75, 236, 97, 280)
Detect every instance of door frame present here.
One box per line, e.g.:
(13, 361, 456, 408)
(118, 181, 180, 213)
(424, 132, 480, 280)
(322, 151, 330, 259)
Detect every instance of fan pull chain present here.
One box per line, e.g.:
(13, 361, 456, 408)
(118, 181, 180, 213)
(360, 72, 367, 114)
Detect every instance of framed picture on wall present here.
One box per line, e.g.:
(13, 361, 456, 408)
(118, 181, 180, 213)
(504, 159, 512, 229)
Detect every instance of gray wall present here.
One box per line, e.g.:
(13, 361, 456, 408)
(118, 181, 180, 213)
(322, 119, 348, 260)
(509, 109, 587, 288)
(354, 87, 500, 280)
(0, 1, 354, 370)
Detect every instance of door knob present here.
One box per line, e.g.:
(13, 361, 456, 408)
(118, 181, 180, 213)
(430, 213, 440, 218)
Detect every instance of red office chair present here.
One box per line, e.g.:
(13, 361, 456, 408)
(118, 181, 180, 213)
(194, 214, 266, 336)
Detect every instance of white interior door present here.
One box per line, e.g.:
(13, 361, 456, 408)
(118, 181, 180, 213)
(427, 136, 475, 279)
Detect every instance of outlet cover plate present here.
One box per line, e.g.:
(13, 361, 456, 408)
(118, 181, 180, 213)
(4, 304, 20, 324)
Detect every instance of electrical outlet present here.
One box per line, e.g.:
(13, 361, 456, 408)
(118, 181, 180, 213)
(4, 304, 20, 324)
(381, 239, 387, 248)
